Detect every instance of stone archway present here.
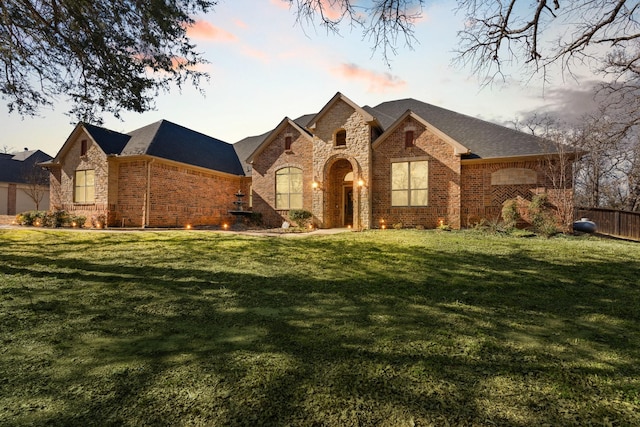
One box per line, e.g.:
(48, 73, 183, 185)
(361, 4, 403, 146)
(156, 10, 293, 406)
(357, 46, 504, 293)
(321, 157, 364, 228)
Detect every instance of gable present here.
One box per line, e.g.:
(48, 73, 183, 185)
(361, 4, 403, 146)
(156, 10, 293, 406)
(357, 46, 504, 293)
(307, 92, 377, 133)
(368, 99, 550, 160)
(245, 117, 312, 164)
(373, 110, 470, 156)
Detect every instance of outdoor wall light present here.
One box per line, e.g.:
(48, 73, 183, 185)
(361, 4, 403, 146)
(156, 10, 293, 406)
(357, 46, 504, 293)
(185, 224, 192, 230)
(223, 223, 229, 230)
(357, 178, 365, 187)
(312, 180, 323, 190)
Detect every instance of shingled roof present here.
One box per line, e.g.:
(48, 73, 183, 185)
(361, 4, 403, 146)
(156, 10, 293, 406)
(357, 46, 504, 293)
(83, 123, 131, 155)
(0, 150, 52, 184)
(367, 99, 548, 160)
(49, 121, 245, 176)
(236, 95, 549, 165)
(121, 120, 245, 176)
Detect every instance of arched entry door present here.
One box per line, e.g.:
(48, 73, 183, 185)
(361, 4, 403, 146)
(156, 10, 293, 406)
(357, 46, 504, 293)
(325, 158, 354, 228)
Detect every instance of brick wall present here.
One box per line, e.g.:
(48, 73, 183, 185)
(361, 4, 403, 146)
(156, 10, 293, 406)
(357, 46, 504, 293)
(113, 158, 245, 228)
(251, 123, 314, 228)
(49, 130, 110, 226)
(460, 159, 572, 227)
(372, 117, 462, 228)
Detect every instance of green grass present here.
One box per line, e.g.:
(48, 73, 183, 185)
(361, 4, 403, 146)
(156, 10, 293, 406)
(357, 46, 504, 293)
(1, 229, 639, 426)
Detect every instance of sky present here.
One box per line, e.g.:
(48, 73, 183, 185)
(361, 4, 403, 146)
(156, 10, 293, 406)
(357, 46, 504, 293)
(1, 0, 600, 157)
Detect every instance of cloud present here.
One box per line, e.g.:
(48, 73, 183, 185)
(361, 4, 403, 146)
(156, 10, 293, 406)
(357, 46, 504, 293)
(234, 19, 248, 29)
(270, 0, 343, 20)
(332, 63, 407, 92)
(269, 0, 289, 10)
(187, 20, 237, 42)
(519, 83, 604, 124)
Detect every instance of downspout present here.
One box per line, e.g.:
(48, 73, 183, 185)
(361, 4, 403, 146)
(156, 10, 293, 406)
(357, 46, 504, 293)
(143, 159, 154, 228)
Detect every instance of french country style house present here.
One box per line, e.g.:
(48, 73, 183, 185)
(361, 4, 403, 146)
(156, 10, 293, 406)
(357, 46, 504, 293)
(43, 92, 571, 229)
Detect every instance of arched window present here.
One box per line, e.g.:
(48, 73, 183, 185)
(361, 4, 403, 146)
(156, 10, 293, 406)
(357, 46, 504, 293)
(276, 167, 303, 209)
(335, 129, 346, 146)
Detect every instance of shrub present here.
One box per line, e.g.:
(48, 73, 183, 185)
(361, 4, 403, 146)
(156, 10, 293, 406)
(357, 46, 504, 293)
(69, 215, 86, 228)
(393, 222, 403, 230)
(529, 194, 558, 237)
(16, 210, 47, 226)
(501, 199, 520, 230)
(45, 209, 70, 228)
(91, 214, 107, 229)
(288, 209, 312, 228)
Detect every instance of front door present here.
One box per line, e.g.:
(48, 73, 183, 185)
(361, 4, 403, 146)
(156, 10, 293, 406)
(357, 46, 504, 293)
(343, 186, 353, 227)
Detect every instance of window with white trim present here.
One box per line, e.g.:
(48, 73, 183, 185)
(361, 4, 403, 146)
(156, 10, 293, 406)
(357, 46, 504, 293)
(276, 167, 303, 209)
(74, 170, 95, 203)
(391, 161, 428, 206)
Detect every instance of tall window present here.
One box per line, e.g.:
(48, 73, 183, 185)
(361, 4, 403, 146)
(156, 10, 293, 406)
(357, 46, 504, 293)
(335, 129, 346, 146)
(74, 170, 95, 203)
(80, 139, 88, 156)
(276, 167, 303, 209)
(391, 161, 428, 206)
(284, 136, 293, 150)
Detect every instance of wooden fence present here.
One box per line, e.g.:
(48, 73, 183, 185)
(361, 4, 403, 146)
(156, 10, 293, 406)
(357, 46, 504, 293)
(575, 207, 640, 241)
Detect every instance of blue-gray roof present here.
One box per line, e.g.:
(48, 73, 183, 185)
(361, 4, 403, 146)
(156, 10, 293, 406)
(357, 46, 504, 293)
(122, 120, 244, 176)
(0, 150, 52, 184)
(83, 123, 131, 155)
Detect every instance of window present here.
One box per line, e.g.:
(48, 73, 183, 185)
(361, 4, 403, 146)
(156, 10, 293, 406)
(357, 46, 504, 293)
(80, 139, 88, 156)
(335, 129, 346, 146)
(74, 170, 95, 203)
(276, 167, 303, 209)
(405, 130, 415, 148)
(284, 136, 292, 151)
(391, 161, 428, 206)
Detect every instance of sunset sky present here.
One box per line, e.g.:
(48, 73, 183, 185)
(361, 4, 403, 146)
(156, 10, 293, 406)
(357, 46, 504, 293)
(1, 0, 599, 156)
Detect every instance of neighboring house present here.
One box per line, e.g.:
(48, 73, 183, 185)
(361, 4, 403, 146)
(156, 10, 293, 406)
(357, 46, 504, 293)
(44, 92, 571, 229)
(0, 149, 52, 215)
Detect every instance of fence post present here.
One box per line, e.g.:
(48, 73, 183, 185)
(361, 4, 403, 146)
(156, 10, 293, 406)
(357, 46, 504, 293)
(615, 210, 620, 236)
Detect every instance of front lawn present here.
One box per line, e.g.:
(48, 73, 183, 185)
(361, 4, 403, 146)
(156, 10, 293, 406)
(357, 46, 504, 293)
(1, 229, 639, 426)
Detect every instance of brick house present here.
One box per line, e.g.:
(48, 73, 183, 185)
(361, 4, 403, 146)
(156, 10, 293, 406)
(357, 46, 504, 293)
(44, 92, 571, 229)
(1, 149, 52, 216)
(43, 120, 247, 227)
(238, 92, 571, 229)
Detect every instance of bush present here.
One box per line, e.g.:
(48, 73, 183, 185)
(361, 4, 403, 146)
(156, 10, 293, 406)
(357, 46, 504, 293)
(16, 210, 86, 228)
(501, 199, 520, 230)
(393, 222, 403, 230)
(45, 209, 70, 228)
(69, 215, 86, 228)
(91, 214, 107, 229)
(16, 210, 47, 226)
(288, 209, 312, 228)
(529, 194, 558, 237)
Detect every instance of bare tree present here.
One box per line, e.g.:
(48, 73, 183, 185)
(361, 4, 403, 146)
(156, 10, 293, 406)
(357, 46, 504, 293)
(513, 114, 577, 232)
(20, 162, 49, 211)
(455, 0, 640, 83)
(285, 0, 425, 64)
